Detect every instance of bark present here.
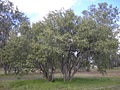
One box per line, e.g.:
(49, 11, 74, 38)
(35, 57, 55, 82)
(43, 68, 54, 82)
(60, 47, 83, 81)
(3, 63, 9, 75)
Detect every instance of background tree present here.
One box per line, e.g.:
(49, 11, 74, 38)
(78, 18, 118, 73)
(0, 0, 30, 74)
(0, 21, 31, 74)
(82, 2, 119, 73)
(82, 2, 119, 28)
(0, 0, 28, 47)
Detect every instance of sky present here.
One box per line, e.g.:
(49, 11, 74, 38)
(10, 0, 120, 23)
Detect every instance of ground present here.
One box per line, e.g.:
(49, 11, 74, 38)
(0, 67, 120, 90)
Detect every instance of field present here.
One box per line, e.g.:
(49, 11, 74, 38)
(0, 68, 120, 90)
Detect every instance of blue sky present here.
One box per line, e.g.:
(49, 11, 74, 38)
(10, 0, 120, 23)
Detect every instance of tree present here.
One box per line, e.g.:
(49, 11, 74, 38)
(82, 2, 119, 73)
(42, 10, 85, 81)
(0, 0, 28, 48)
(42, 10, 95, 81)
(0, 0, 29, 74)
(0, 28, 31, 74)
(0, 1, 119, 82)
(28, 22, 61, 81)
(78, 18, 118, 73)
(31, 6, 119, 81)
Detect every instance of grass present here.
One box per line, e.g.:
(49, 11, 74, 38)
(0, 73, 42, 78)
(0, 77, 120, 90)
(0, 67, 120, 90)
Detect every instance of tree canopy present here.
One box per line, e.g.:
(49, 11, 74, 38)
(0, 0, 29, 47)
(0, 2, 120, 82)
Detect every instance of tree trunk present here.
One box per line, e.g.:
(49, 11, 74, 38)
(4, 67, 8, 75)
(39, 62, 55, 82)
(3, 63, 9, 75)
(43, 69, 54, 82)
(63, 71, 73, 81)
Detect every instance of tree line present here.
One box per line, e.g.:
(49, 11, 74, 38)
(0, 0, 120, 82)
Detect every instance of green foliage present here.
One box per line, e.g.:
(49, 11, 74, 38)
(0, 0, 28, 48)
(81, 2, 119, 72)
(82, 2, 119, 28)
(0, 2, 119, 81)
(0, 21, 31, 74)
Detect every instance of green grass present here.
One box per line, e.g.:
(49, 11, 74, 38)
(0, 67, 120, 90)
(0, 77, 120, 90)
